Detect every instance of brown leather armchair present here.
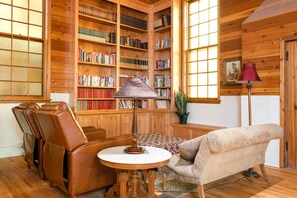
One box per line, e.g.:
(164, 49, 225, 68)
(12, 102, 44, 179)
(33, 102, 131, 198)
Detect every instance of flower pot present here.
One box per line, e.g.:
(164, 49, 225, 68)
(179, 114, 189, 124)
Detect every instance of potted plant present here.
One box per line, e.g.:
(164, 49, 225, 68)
(174, 89, 189, 124)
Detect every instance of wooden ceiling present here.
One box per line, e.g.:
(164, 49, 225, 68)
(137, 0, 161, 4)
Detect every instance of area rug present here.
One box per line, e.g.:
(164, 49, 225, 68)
(155, 179, 197, 198)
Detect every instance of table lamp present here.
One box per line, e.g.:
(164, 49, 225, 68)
(237, 61, 261, 178)
(114, 77, 159, 154)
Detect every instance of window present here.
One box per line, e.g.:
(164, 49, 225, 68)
(185, 0, 219, 103)
(0, 0, 46, 100)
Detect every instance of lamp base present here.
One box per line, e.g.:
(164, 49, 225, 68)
(242, 168, 260, 178)
(124, 146, 145, 154)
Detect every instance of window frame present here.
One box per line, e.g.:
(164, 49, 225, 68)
(0, 0, 49, 102)
(183, 0, 220, 104)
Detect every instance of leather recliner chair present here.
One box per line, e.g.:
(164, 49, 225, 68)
(33, 102, 131, 198)
(12, 102, 45, 179)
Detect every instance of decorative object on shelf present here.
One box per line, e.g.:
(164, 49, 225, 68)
(223, 57, 241, 85)
(237, 61, 261, 178)
(114, 78, 159, 154)
(174, 89, 189, 124)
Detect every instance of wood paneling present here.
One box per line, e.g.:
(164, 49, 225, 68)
(242, 10, 297, 95)
(50, 0, 74, 93)
(219, 0, 263, 96)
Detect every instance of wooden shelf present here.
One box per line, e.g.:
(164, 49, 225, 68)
(120, 45, 148, 52)
(78, 61, 117, 68)
(154, 67, 171, 71)
(154, 46, 171, 51)
(120, 24, 148, 33)
(120, 65, 148, 70)
(78, 38, 116, 46)
(79, 13, 117, 25)
(154, 86, 171, 89)
(154, 25, 171, 33)
(77, 98, 116, 101)
(78, 85, 116, 89)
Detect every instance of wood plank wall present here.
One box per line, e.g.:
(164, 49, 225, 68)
(50, 0, 74, 93)
(242, 10, 297, 95)
(220, 0, 263, 96)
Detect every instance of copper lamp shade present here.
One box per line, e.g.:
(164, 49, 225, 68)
(114, 78, 158, 154)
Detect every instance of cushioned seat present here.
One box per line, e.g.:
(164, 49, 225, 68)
(34, 102, 131, 198)
(12, 102, 45, 179)
(160, 123, 283, 198)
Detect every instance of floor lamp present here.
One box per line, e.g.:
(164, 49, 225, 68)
(114, 77, 159, 154)
(237, 62, 261, 178)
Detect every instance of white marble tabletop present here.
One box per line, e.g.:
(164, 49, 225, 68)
(97, 146, 172, 165)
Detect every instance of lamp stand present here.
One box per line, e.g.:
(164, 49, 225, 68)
(242, 81, 260, 178)
(124, 99, 145, 154)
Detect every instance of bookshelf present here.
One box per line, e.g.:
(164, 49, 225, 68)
(152, 2, 174, 110)
(73, 0, 181, 137)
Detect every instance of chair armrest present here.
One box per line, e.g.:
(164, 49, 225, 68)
(67, 134, 132, 194)
(82, 126, 106, 141)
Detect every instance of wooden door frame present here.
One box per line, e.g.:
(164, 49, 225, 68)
(280, 35, 297, 168)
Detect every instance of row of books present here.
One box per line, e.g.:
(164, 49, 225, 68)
(119, 100, 147, 109)
(78, 75, 116, 87)
(120, 36, 148, 49)
(77, 100, 116, 110)
(154, 74, 171, 87)
(155, 59, 171, 69)
(155, 100, 170, 109)
(156, 38, 170, 49)
(78, 2, 117, 22)
(77, 88, 116, 99)
(79, 27, 116, 43)
(78, 48, 116, 65)
(120, 56, 148, 69)
(154, 14, 171, 30)
(155, 88, 171, 98)
(120, 14, 147, 30)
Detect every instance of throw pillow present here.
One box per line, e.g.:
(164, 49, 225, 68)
(180, 135, 205, 161)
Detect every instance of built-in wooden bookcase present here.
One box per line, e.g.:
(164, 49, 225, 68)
(153, 6, 172, 109)
(75, 0, 118, 112)
(119, 5, 149, 109)
(74, 0, 180, 137)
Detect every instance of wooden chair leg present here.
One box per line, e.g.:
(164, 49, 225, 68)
(162, 172, 167, 191)
(260, 164, 271, 184)
(197, 185, 205, 198)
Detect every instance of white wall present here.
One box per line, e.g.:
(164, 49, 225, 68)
(188, 96, 242, 128)
(188, 95, 281, 167)
(241, 95, 280, 167)
(0, 93, 70, 158)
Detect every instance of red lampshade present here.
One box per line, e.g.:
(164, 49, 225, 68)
(237, 62, 261, 83)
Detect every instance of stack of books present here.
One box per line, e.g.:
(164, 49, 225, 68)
(154, 14, 171, 30)
(120, 36, 148, 49)
(154, 74, 171, 87)
(78, 27, 107, 42)
(120, 14, 147, 30)
(155, 88, 171, 98)
(77, 88, 116, 98)
(78, 48, 116, 65)
(155, 59, 171, 69)
(155, 38, 170, 49)
(78, 2, 116, 22)
(78, 75, 116, 87)
(77, 100, 116, 110)
(120, 56, 148, 69)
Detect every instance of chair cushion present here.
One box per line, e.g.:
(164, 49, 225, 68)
(179, 135, 205, 161)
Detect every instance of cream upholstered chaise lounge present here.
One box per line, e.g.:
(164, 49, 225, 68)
(160, 123, 283, 198)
